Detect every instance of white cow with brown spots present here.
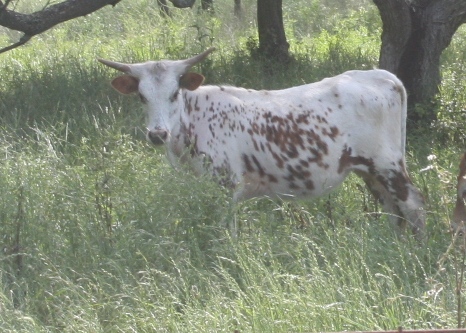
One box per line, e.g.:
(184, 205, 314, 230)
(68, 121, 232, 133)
(99, 48, 425, 238)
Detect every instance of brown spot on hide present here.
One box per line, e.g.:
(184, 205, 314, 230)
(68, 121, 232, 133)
(322, 126, 339, 141)
(251, 155, 265, 177)
(252, 122, 260, 134)
(286, 144, 299, 159)
(260, 142, 265, 152)
(268, 174, 278, 183)
(316, 115, 328, 124)
(392, 83, 404, 96)
(296, 113, 310, 124)
(390, 170, 409, 201)
(243, 154, 254, 173)
(209, 124, 215, 138)
(304, 179, 314, 190)
(252, 138, 260, 151)
(299, 159, 309, 168)
(306, 131, 328, 155)
(186, 97, 193, 115)
(338, 146, 374, 174)
(270, 149, 285, 169)
(285, 164, 311, 181)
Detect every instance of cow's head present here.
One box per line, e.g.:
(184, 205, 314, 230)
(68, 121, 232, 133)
(98, 48, 215, 145)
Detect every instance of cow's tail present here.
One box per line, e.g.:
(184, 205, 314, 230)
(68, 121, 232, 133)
(398, 77, 408, 161)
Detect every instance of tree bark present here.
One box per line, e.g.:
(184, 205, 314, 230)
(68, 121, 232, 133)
(170, 0, 195, 9)
(373, 0, 466, 125)
(157, 0, 170, 16)
(0, 0, 121, 53)
(201, 0, 213, 11)
(234, 0, 242, 18)
(257, 0, 290, 63)
(159, 0, 196, 15)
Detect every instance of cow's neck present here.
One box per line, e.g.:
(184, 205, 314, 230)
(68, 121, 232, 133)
(166, 90, 202, 161)
(178, 89, 203, 139)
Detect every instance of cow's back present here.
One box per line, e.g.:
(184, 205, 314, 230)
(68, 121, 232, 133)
(179, 69, 407, 199)
(314, 70, 407, 161)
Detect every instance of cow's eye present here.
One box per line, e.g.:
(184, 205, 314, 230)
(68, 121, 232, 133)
(139, 93, 148, 104)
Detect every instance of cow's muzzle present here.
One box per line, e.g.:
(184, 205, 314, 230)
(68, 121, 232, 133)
(147, 129, 168, 145)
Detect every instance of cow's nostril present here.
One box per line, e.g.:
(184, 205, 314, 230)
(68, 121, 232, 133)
(147, 130, 168, 145)
(159, 131, 168, 141)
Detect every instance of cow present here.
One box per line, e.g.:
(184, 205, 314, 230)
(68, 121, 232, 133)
(98, 47, 426, 238)
(453, 153, 466, 230)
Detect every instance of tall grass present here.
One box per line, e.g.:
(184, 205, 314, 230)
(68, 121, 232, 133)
(0, 0, 465, 332)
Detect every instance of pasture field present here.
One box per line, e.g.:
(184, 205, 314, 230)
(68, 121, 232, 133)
(0, 0, 465, 331)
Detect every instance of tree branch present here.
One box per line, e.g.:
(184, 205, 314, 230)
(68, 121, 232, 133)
(0, 34, 31, 54)
(0, 0, 12, 12)
(0, 0, 122, 54)
(441, 0, 466, 29)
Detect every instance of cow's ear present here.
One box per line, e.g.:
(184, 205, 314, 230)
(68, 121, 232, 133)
(180, 72, 205, 91)
(111, 75, 139, 95)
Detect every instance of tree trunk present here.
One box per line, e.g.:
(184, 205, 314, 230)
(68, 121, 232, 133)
(257, 0, 290, 63)
(234, 0, 241, 18)
(169, 0, 195, 9)
(373, 0, 466, 125)
(201, 0, 213, 11)
(157, 0, 170, 16)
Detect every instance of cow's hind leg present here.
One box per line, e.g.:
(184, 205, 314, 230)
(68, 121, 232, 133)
(355, 161, 425, 240)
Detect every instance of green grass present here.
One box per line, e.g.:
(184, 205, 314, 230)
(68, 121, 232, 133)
(1, 0, 466, 332)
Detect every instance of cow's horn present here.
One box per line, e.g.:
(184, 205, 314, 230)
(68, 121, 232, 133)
(97, 58, 131, 73)
(184, 47, 216, 69)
